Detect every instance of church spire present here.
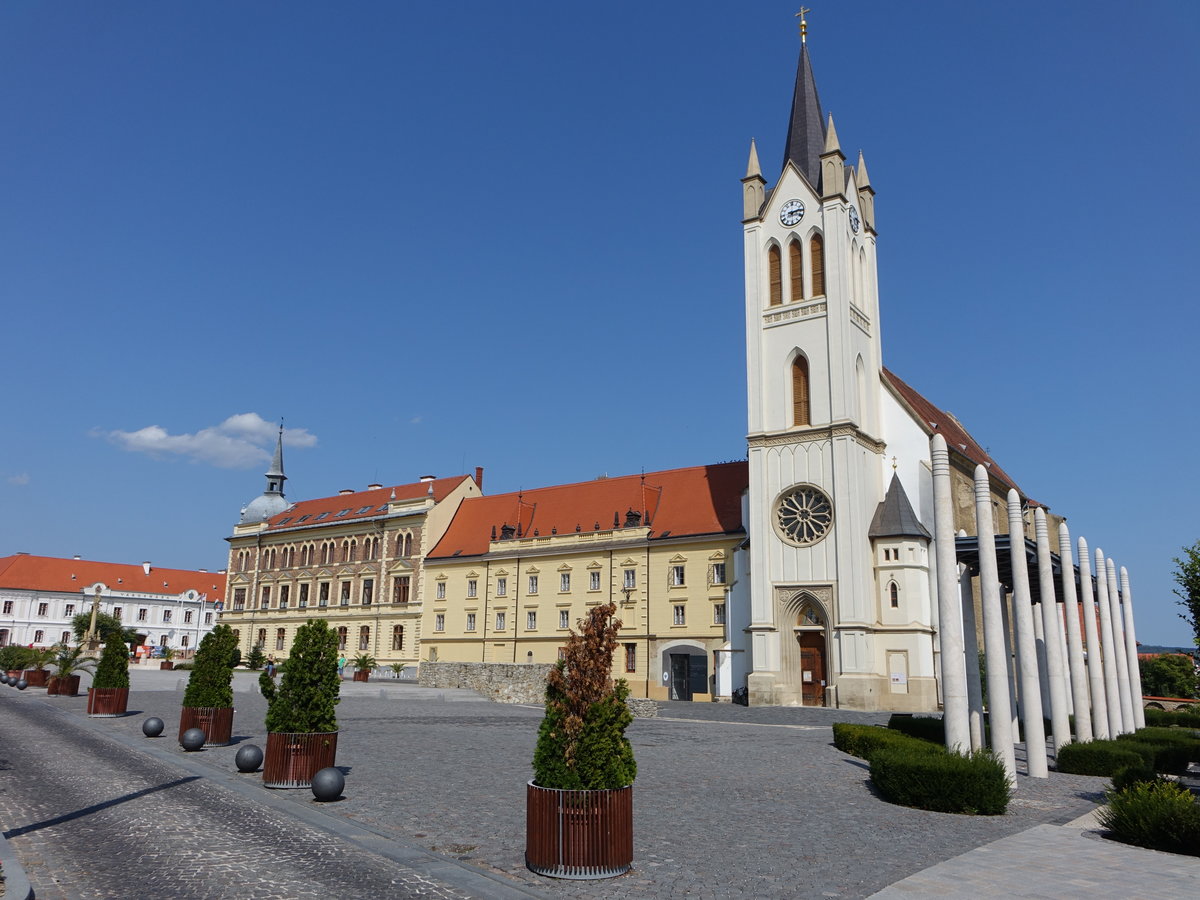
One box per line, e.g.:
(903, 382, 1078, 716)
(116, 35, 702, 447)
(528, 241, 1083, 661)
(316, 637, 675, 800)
(265, 425, 286, 496)
(782, 25, 825, 189)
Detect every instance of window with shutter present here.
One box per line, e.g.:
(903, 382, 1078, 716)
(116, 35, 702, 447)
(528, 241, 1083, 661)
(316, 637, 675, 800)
(768, 244, 782, 306)
(810, 233, 825, 296)
(789, 239, 803, 301)
(792, 357, 810, 426)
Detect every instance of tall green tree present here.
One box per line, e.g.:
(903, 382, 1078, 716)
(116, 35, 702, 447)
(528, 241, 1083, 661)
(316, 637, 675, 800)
(1139, 653, 1200, 699)
(1173, 541, 1200, 648)
(71, 611, 139, 645)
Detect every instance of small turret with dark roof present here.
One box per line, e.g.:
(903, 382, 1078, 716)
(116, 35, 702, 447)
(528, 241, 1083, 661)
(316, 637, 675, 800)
(869, 474, 931, 541)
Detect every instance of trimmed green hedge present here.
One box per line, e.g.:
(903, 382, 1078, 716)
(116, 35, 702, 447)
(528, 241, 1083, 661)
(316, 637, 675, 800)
(833, 723, 944, 760)
(1143, 707, 1200, 729)
(1056, 740, 1149, 776)
(870, 747, 1011, 815)
(1116, 729, 1200, 775)
(1098, 780, 1200, 857)
(886, 714, 945, 744)
(1110, 764, 1165, 794)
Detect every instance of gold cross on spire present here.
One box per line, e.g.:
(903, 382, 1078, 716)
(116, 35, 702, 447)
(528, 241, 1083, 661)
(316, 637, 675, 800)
(796, 7, 810, 44)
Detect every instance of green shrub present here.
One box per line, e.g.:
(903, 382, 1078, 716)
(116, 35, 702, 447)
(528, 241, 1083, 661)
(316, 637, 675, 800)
(92, 637, 130, 690)
(1110, 764, 1166, 794)
(260, 620, 339, 734)
(1116, 729, 1200, 775)
(1143, 707, 1200, 729)
(1056, 740, 1149, 776)
(870, 747, 1011, 815)
(0, 646, 33, 671)
(171, 662, 194, 670)
(1098, 780, 1200, 856)
(887, 714, 945, 744)
(182, 624, 237, 709)
(833, 723, 944, 760)
(532, 603, 636, 791)
(246, 645, 266, 671)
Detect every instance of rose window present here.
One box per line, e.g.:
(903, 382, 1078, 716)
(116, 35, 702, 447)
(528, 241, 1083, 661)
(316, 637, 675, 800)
(774, 486, 833, 547)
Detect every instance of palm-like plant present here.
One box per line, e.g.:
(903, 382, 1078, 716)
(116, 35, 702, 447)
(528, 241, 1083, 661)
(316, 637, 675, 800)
(352, 653, 376, 672)
(28, 646, 57, 671)
(53, 643, 97, 679)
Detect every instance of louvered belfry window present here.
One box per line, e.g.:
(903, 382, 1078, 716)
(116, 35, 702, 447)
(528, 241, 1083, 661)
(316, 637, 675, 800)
(792, 357, 810, 426)
(789, 239, 803, 301)
(768, 245, 782, 306)
(810, 234, 825, 296)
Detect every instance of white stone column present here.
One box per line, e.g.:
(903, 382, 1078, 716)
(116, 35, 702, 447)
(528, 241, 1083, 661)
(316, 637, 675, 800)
(959, 552, 985, 751)
(974, 466, 1015, 782)
(1005, 492, 1047, 776)
(1077, 538, 1108, 738)
(1107, 559, 1136, 733)
(1031, 598, 1051, 713)
(1035, 509, 1071, 751)
(1058, 523, 1092, 742)
(931, 435, 969, 753)
(1121, 567, 1146, 729)
(1094, 548, 1124, 735)
(1000, 588, 1020, 739)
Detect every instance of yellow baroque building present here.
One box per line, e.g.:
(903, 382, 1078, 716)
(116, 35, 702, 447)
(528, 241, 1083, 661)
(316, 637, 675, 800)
(421, 463, 748, 701)
(222, 435, 482, 668)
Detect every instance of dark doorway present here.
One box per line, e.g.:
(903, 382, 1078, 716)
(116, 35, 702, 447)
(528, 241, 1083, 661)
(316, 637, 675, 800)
(798, 632, 826, 706)
(670, 654, 691, 701)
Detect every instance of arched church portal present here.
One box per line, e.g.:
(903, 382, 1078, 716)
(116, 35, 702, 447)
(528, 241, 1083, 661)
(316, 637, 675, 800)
(782, 591, 829, 706)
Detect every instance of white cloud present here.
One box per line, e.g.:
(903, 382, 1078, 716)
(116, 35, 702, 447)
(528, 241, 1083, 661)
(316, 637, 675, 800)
(409, 416, 423, 425)
(8, 473, 30, 486)
(95, 413, 317, 469)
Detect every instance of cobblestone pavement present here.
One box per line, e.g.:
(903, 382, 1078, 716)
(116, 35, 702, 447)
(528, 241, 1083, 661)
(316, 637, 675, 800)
(4, 671, 1132, 899)
(0, 688, 539, 900)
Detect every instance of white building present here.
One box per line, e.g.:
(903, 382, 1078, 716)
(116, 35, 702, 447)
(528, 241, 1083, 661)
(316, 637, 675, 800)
(735, 28, 1051, 711)
(0, 554, 226, 654)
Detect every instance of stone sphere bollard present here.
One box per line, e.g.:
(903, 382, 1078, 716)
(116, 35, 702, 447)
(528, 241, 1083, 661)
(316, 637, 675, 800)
(180, 727, 207, 751)
(234, 744, 264, 773)
(16, 679, 28, 690)
(142, 717, 165, 737)
(0, 675, 10, 685)
(311, 767, 345, 802)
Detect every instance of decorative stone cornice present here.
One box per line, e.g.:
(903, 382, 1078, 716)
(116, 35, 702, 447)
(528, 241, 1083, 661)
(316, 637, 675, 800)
(763, 301, 826, 327)
(748, 424, 885, 454)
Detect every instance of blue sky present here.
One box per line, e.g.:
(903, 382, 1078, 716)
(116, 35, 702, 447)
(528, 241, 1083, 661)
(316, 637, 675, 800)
(1, 1, 1197, 647)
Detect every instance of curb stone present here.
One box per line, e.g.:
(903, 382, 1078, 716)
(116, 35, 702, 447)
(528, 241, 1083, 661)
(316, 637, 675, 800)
(0, 827, 35, 900)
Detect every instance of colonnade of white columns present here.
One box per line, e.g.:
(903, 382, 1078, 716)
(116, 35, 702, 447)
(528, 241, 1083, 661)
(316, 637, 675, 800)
(929, 437, 1145, 781)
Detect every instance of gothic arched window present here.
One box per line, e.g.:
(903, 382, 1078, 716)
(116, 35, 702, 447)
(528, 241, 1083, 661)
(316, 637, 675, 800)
(789, 239, 804, 302)
(810, 233, 825, 297)
(792, 356, 810, 427)
(889, 582, 900, 609)
(768, 244, 782, 306)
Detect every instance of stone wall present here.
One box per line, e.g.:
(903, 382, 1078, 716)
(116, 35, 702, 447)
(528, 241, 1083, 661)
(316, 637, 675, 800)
(419, 661, 661, 717)
(419, 661, 554, 704)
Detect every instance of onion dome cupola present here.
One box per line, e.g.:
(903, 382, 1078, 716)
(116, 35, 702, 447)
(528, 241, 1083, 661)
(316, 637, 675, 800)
(238, 427, 289, 524)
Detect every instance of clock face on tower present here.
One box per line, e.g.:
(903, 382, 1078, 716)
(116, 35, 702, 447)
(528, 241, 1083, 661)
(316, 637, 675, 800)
(779, 199, 805, 227)
(849, 205, 861, 234)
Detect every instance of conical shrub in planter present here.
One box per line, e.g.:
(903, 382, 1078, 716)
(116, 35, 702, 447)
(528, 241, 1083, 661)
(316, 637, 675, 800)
(180, 624, 238, 746)
(87, 637, 130, 716)
(259, 619, 340, 788)
(526, 602, 636, 880)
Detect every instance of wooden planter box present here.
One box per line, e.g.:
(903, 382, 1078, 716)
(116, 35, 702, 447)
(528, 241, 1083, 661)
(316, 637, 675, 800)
(5, 669, 22, 680)
(47, 674, 81, 696)
(262, 731, 338, 789)
(22, 669, 49, 687)
(178, 706, 235, 746)
(352, 670, 370, 682)
(525, 782, 633, 879)
(160, 661, 174, 670)
(87, 687, 129, 717)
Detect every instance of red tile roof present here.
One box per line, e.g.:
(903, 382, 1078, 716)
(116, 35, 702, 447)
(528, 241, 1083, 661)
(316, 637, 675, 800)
(429, 463, 748, 559)
(262, 475, 475, 532)
(883, 368, 1022, 494)
(0, 554, 226, 598)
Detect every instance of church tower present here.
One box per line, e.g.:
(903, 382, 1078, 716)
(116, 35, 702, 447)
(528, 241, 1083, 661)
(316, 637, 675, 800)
(742, 17, 888, 708)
